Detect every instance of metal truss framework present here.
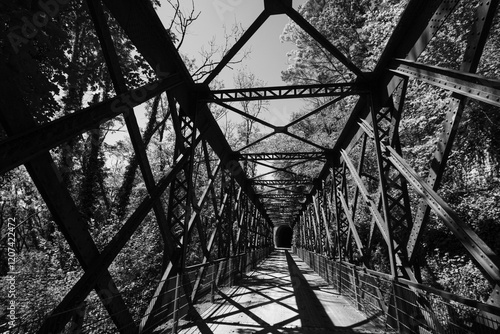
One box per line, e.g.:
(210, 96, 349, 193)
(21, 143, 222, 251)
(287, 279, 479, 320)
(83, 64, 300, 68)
(2, 0, 500, 333)
(205, 83, 367, 102)
(240, 152, 326, 161)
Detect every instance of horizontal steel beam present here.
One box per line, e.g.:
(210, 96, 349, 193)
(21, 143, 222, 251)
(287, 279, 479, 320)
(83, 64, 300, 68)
(265, 202, 300, 207)
(258, 185, 306, 194)
(269, 208, 299, 216)
(390, 58, 500, 107)
(267, 211, 300, 215)
(266, 209, 299, 213)
(260, 194, 306, 199)
(205, 83, 366, 102)
(253, 179, 312, 186)
(266, 205, 300, 209)
(240, 152, 326, 161)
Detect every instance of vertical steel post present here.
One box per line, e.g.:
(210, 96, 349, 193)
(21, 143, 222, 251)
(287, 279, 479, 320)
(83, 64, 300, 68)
(369, 95, 398, 279)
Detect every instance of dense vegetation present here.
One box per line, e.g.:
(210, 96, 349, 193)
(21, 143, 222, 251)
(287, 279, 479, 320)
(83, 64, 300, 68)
(276, 0, 500, 302)
(1, 0, 499, 330)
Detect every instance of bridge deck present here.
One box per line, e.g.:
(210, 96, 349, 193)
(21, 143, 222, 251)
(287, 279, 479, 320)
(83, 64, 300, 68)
(179, 250, 385, 333)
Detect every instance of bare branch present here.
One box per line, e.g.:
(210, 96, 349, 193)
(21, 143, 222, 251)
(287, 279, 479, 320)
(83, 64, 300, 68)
(164, 0, 200, 50)
(191, 24, 251, 82)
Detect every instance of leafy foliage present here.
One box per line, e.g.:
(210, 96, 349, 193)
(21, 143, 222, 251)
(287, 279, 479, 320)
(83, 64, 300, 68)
(2, 0, 500, 331)
(281, 0, 369, 84)
(277, 0, 500, 304)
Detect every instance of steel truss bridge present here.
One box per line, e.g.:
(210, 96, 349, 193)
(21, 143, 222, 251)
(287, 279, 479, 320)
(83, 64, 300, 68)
(1, 0, 500, 333)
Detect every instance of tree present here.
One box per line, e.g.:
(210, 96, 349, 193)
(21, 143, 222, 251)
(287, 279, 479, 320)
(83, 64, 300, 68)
(0, 0, 204, 328)
(280, 0, 371, 84)
(233, 70, 268, 177)
(277, 0, 500, 299)
(273, 0, 392, 179)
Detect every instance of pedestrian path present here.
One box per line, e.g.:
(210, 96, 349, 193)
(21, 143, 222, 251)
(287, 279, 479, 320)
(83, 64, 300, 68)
(178, 250, 385, 333)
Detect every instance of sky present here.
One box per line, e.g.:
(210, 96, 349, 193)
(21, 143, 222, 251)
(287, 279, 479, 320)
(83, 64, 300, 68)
(148, 1, 311, 179)
(156, 0, 308, 129)
(107, 1, 308, 147)
(104, 1, 310, 178)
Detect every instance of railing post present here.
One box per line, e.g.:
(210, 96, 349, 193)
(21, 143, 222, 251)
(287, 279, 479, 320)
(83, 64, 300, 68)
(171, 273, 181, 334)
(239, 253, 244, 280)
(332, 260, 336, 289)
(354, 268, 362, 311)
(391, 281, 402, 333)
(69, 301, 87, 334)
(211, 263, 218, 303)
(324, 257, 327, 279)
(338, 262, 342, 294)
(229, 257, 234, 286)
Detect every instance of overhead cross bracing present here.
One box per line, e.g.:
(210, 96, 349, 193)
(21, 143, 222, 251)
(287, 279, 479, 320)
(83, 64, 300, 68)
(240, 152, 326, 161)
(2, 0, 500, 333)
(205, 82, 367, 102)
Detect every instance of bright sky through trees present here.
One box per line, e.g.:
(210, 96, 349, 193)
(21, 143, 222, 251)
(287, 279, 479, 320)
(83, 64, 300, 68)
(156, 0, 308, 125)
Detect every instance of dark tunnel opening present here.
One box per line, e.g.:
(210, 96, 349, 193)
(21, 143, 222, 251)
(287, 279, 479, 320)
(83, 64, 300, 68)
(275, 225, 293, 248)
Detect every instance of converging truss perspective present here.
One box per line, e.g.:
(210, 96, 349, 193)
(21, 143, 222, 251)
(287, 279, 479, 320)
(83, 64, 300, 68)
(2, 0, 500, 333)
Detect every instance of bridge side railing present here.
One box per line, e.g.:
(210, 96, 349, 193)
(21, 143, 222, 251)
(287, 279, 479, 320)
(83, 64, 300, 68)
(5, 247, 273, 334)
(139, 247, 273, 334)
(294, 247, 500, 334)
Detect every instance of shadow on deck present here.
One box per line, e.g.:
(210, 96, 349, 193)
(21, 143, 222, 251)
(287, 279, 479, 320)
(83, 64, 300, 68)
(177, 250, 385, 334)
